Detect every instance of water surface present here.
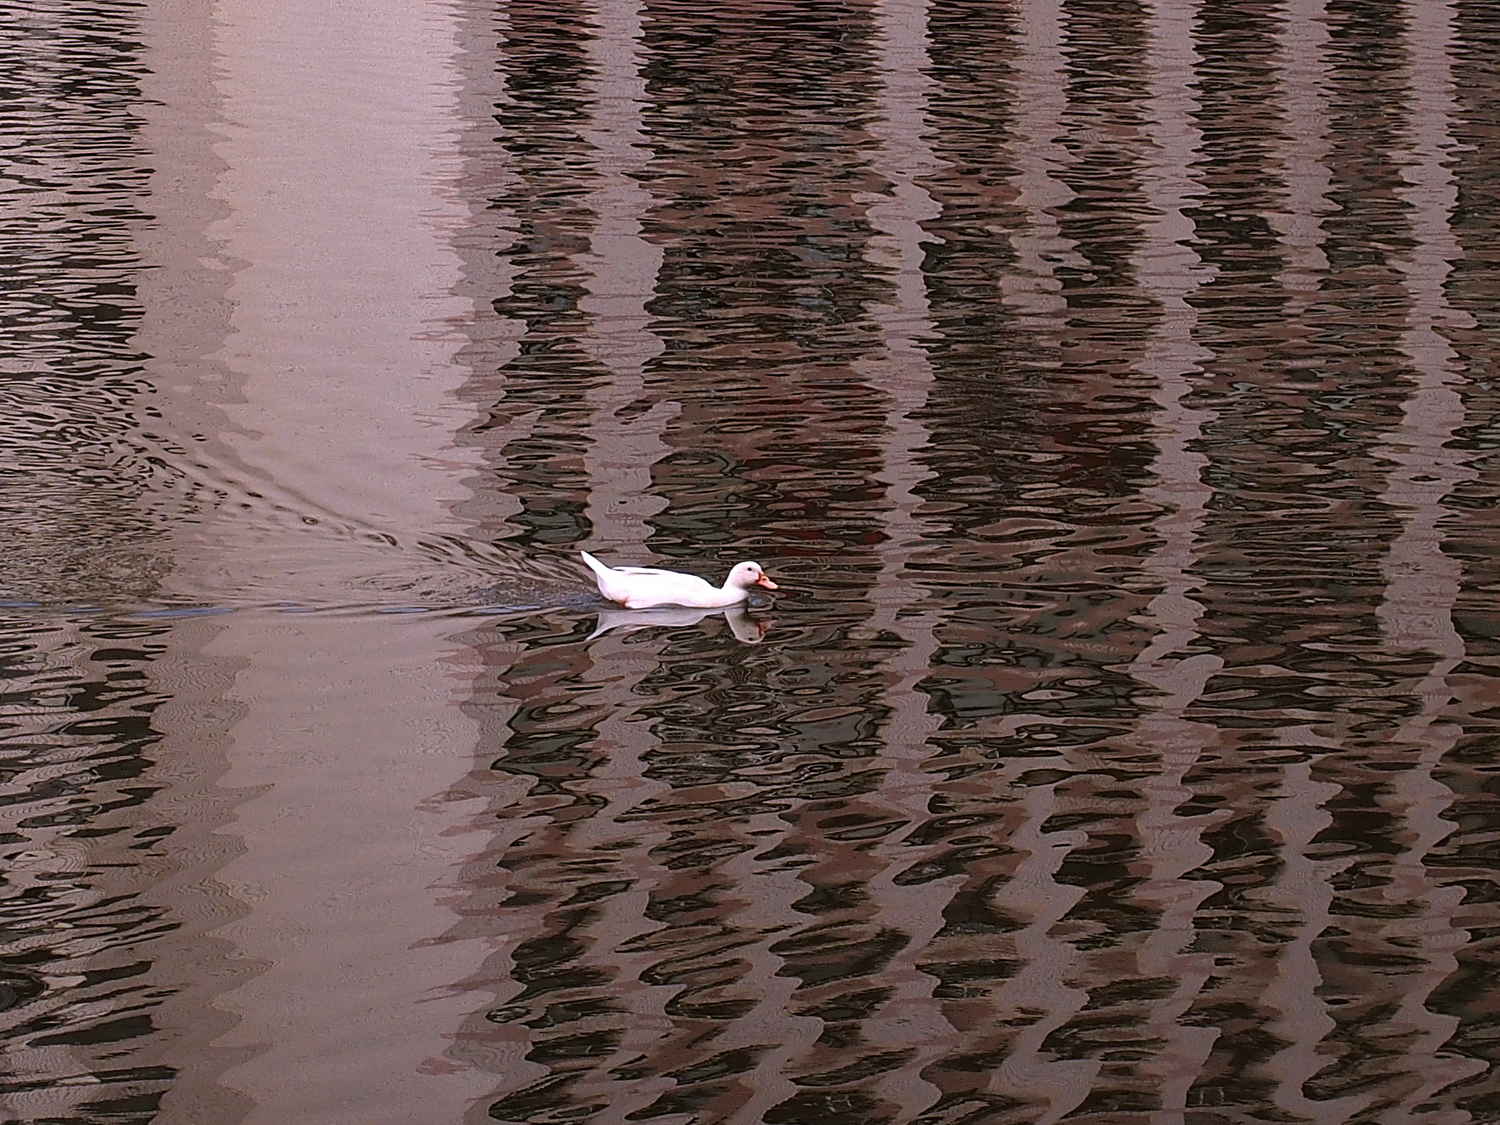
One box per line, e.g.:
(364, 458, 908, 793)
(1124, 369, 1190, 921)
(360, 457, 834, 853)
(2, 0, 1499, 1122)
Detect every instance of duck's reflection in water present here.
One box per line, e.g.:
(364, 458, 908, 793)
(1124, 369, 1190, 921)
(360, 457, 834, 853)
(587, 603, 769, 643)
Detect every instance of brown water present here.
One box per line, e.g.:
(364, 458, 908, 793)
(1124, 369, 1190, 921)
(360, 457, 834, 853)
(2, 0, 1498, 1122)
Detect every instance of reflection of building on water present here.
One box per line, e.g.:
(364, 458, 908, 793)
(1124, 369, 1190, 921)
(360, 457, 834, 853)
(3, 0, 1499, 1120)
(0, 614, 242, 1124)
(1121, 3, 1222, 1113)
(1367, 1, 1483, 1106)
(0, 3, 226, 1120)
(0, 2, 185, 610)
(133, 0, 495, 1120)
(454, 3, 1500, 1124)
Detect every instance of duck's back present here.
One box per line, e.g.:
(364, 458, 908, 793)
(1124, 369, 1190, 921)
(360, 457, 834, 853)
(582, 552, 725, 608)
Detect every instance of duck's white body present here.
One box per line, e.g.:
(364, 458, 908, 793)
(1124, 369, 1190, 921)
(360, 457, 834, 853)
(581, 551, 777, 609)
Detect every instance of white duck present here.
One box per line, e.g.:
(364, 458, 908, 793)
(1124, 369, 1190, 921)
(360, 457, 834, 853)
(581, 551, 777, 609)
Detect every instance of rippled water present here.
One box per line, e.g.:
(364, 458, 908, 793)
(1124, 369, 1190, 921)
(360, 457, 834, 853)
(3, 0, 1499, 1121)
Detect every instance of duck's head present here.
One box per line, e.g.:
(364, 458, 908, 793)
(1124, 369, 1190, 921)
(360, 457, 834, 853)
(727, 561, 778, 591)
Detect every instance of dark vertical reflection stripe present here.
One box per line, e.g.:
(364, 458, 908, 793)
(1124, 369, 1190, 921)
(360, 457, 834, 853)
(837, 3, 951, 1121)
(1124, 0, 1222, 1114)
(578, 0, 676, 553)
(1370, 0, 1485, 1112)
(0, 1, 186, 605)
(0, 616, 188, 1120)
(0, 4, 199, 1117)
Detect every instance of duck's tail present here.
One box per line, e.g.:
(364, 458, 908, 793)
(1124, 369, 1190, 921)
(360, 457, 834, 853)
(579, 551, 610, 579)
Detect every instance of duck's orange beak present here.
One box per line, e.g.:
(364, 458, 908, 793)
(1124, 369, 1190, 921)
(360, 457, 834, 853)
(755, 574, 778, 590)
